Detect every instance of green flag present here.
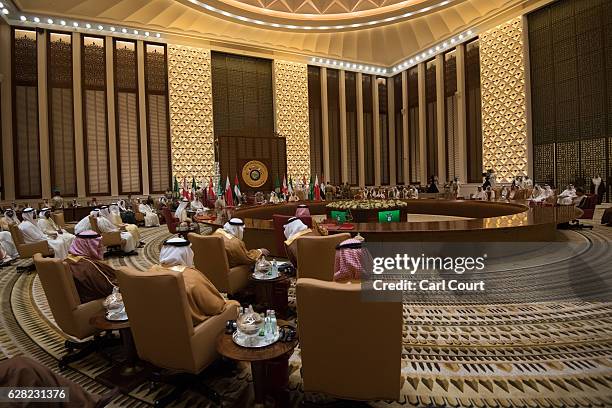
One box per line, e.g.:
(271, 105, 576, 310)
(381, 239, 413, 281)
(173, 176, 179, 198)
(274, 174, 280, 192)
(192, 176, 197, 190)
(308, 175, 314, 200)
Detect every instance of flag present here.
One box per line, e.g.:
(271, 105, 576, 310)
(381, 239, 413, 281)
(208, 177, 216, 205)
(288, 176, 294, 194)
(191, 177, 197, 201)
(173, 176, 179, 198)
(182, 177, 190, 199)
(282, 175, 288, 195)
(224, 176, 234, 207)
(233, 174, 242, 203)
(308, 176, 314, 200)
(274, 174, 280, 193)
(314, 175, 321, 201)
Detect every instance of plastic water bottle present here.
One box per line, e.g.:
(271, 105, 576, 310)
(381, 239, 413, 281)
(269, 310, 278, 337)
(271, 259, 278, 276)
(264, 310, 272, 338)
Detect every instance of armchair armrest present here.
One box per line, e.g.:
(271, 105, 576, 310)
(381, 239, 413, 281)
(101, 231, 122, 247)
(19, 241, 52, 258)
(190, 301, 239, 373)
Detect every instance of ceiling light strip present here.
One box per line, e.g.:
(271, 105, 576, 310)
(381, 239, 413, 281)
(0, 1, 161, 41)
(391, 29, 476, 73)
(309, 57, 387, 75)
(187, 0, 456, 31)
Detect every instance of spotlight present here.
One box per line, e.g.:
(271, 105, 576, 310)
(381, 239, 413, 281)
(33, 16, 40, 23)
(47, 18, 53, 24)
(73, 22, 78, 27)
(60, 20, 66, 25)
(20, 15, 26, 21)
(110, 26, 115, 31)
(98, 25, 104, 30)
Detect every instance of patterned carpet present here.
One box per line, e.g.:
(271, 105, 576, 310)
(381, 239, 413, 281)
(0, 225, 611, 407)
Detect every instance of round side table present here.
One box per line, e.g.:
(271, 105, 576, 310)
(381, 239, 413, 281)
(89, 313, 149, 392)
(216, 322, 297, 407)
(249, 273, 290, 318)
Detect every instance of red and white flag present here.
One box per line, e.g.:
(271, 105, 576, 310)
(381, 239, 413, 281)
(224, 176, 234, 207)
(314, 175, 321, 201)
(182, 177, 190, 199)
(282, 175, 288, 195)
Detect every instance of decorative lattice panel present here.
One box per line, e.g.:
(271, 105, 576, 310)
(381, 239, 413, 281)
(167, 45, 215, 182)
(273, 60, 310, 181)
(479, 17, 528, 183)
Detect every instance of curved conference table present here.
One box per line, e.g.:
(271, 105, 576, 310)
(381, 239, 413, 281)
(200, 199, 582, 257)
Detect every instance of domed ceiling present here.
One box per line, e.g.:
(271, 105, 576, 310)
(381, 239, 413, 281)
(12, 0, 533, 65)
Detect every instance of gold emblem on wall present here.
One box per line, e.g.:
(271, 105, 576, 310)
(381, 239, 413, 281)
(242, 160, 269, 188)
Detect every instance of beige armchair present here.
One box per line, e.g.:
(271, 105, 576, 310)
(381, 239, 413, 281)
(296, 233, 351, 281)
(188, 233, 251, 296)
(296, 278, 403, 402)
(9, 224, 53, 272)
(89, 216, 122, 252)
(33, 254, 108, 368)
(115, 266, 239, 405)
(52, 211, 75, 234)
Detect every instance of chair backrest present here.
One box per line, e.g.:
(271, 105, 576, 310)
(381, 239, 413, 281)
(162, 207, 178, 234)
(115, 266, 197, 372)
(272, 214, 312, 257)
(296, 278, 402, 401)
(188, 233, 231, 293)
(51, 212, 66, 228)
(8, 223, 24, 246)
(89, 216, 101, 234)
(33, 254, 84, 338)
(297, 233, 351, 281)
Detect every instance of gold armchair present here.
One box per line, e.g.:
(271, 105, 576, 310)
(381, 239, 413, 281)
(52, 211, 75, 234)
(9, 224, 53, 271)
(89, 216, 122, 251)
(296, 278, 403, 401)
(115, 266, 239, 406)
(188, 233, 250, 296)
(296, 233, 351, 280)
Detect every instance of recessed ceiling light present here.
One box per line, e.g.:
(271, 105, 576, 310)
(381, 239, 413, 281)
(20, 15, 26, 21)
(86, 23, 91, 28)
(1, 7, 7, 15)
(47, 18, 53, 24)
(121, 28, 127, 33)
(155, 33, 161, 38)
(73, 22, 78, 27)
(98, 25, 103, 30)
(33, 16, 40, 22)
(134, 30, 138, 34)
(110, 26, 115, 31)
(145, 31, 150, 36)
(60, 20, 66, 25)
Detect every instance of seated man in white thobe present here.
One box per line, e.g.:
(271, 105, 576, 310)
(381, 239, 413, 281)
(0, 209, 19, 264)
(37, 208, 75, 251)
(107, 204, 142, 246)
(474, 187, 487, 200)
(190, 197, 206, 214)
(557, 185, 577, 206)
(18, 208, 68, 259)
(138, 200, 160, 227)
(175, 198, 190, 223)
(97, 206, 137, 254)
(74, 210, 98, 235)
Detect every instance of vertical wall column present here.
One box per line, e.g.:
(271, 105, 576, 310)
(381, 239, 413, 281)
(522, 15, 534, 178)
(0, 25, 14, 201)
(356, 72, 365, 188)
(417, 63, 427, 182)
(373, 77, 381, 186)
(106, 36, 119, 196)
(72, 32, 86, 198)
(136, 41, 150, 195)
(402, 71, 409, 184)
(480, 17, 528, 183)
(273, 60, 310, 182)
(339, 70, 348, 183)
(320, 67, 330, 181)
(388, 78, 396, 185)
(455, 44, 468, 183)
(37, 31, 51, 199)
(435, 53, 447, 183)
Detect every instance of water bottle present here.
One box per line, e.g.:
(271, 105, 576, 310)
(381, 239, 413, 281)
(271, 259, 278, 276)
(264, 310, 272, 338)
(269, 310, 278, 337)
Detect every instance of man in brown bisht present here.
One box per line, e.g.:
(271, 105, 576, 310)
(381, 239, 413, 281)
(213, 218, 270, 268)
(152, 237, 238, 325)
(66, 230, 117, 304)
(0, 355, 118, 407)
(283, 217, 327, 266)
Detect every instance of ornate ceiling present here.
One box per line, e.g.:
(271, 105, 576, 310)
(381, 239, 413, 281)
(12, 0, 534, 65)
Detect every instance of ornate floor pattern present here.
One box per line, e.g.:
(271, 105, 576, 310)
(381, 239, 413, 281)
(1, 225, 611, 407)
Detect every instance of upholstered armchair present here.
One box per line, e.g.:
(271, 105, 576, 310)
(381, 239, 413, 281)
(115, 266, 239, 406)
(51, 211, 75, 234)
(162, 207, 179, 234)
(296, 233, 351, 281)
(296, 278, 403, 401)
(188, 233, 250, 296)
(89, 216, 122, 252)
(9, 224, 53, 271)
(33, 254, 110, 368)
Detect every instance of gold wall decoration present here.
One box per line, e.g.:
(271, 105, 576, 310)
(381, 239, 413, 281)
(479, 17, 528, 183)
(167, 44, 215, 183)
(273, 60, 310, 181)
